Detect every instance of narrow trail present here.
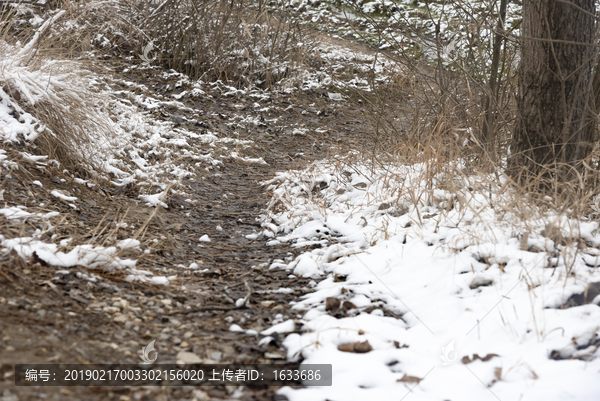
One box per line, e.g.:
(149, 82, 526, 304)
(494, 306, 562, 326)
(0, 62, 393, 400)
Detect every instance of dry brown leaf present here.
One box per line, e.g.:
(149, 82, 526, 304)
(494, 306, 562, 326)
(337, 340, 373, 353)
(461, 353, 500, 364)
(325, 297, 341, 311)
(398, 374, 422, 384)
(342, 301, 357, 311)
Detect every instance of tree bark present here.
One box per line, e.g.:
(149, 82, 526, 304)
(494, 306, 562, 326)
(508, 0, 596, 187)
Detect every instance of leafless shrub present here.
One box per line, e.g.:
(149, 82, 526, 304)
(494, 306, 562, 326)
(139, 0, 308, 86)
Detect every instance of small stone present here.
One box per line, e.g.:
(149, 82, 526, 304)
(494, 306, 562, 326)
(114, 315, 128, 323)
(176, 351, 202, 364)
(261, 300, 275, 308)
(1, 389, 18, 401)
(183, 331, 193, 339)
(264, 351, 285, 359)
(192, 389, 210, 401)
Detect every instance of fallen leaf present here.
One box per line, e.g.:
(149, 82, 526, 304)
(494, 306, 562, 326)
(325, 297, 341, 312)
(461, 353, 499, 364)
(337, 343, 355, 352)
(354, 340, 372, 353)
(378, 202, 390, 210)
(342, 301, 357, 311)
(398, 374, 422, 383)
(338, 340, 373, 353)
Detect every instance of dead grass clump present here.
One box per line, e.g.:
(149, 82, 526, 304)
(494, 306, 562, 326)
(0, 8, 119, 177)
(1, 0, 147, 62)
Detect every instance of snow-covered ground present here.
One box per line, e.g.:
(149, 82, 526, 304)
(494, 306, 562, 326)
(2, 5, 599, 399)
(258, 159, 600, 400)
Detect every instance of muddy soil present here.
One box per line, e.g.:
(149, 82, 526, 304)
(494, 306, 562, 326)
(0, 56, 406, 401)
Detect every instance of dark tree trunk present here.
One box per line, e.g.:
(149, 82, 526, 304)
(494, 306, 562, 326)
(508, 0, 596, 187)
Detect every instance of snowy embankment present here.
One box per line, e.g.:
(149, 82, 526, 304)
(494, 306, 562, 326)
(259, 159, 600, 400)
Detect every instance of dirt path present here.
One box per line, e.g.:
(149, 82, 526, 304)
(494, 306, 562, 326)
(0, 58, 398, 400)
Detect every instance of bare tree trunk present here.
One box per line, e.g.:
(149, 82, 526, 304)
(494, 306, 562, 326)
(507, 0, 596, 187)
(586, 60, 600, 146)
(584, 59, 600, 187)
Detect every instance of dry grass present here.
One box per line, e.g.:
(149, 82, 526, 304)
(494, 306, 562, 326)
(139, 0, 309, 86)
(0, 2, 125, 177)
(328, 0, 600, 233)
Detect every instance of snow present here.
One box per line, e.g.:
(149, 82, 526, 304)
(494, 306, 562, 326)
(1, 232, 172, 284)
(125, 272, 175, 285)
(50, 190, 77, 202)
(138, 191, 168, 208)
(2, 236, 136, 269)
(261, 319, 296, 335)
(0, 206, 58, 221)
(259, 159, 600, 401)
(199, 235, 211, 242)
(229, 324, 244, 332)
(117, 239, 141, 250)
